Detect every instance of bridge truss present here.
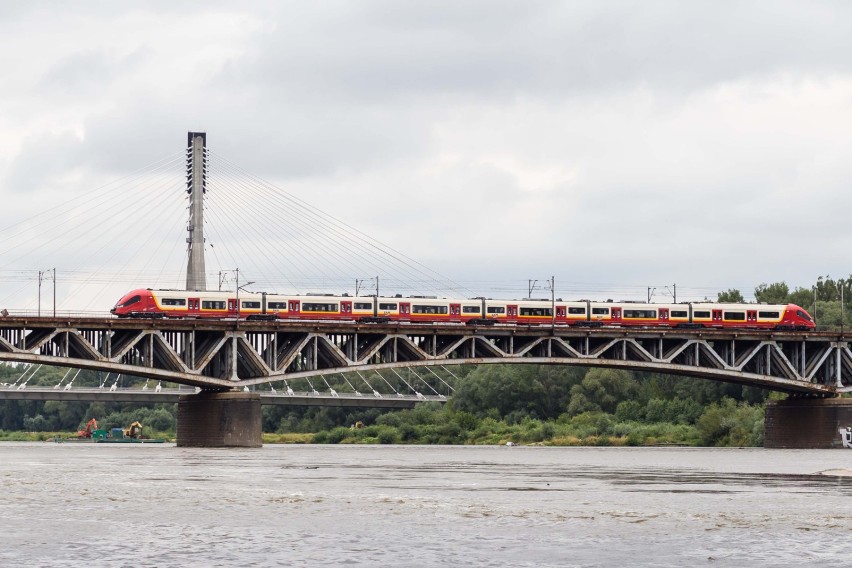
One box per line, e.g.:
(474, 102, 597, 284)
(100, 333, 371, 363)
(0, 317, 848, 395)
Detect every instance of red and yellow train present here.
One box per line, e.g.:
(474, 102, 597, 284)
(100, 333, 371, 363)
(112, 288, 815, 330)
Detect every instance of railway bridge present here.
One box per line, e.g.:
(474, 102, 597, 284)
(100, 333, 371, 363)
(1, 315, 850, 447)
(2, 132, 848, 448)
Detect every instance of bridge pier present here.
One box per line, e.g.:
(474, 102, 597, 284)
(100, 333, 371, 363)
(176, 391, 262, 447)
(764, 398, 852, 449)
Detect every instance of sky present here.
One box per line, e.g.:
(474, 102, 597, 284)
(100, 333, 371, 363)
(1, 1, 851, 311)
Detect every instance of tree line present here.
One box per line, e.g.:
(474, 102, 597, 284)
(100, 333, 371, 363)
(718, 274, 852, 330)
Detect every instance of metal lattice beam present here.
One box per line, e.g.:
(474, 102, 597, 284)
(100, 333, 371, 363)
(0, 317, 847, 394)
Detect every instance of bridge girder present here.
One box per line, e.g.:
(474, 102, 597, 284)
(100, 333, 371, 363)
(0, 317, 848, 395)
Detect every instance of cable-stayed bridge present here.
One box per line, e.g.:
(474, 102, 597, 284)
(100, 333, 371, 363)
(0, 386, 429, 409)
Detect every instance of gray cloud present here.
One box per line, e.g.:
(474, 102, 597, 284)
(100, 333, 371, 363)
(2, 1, 852, 309)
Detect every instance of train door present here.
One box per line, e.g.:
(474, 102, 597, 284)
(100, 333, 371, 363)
(712, 309, 723, 326)
(449, 303, 461, 322)
(341, 300, 352, 320)
(289, 300, 300, 320)
(450, 304, 461, 321)
(227, 298, 238, 317)
(399, 302, 411, 322)
(659, 308, 669, 325)
(188, 298, 200, 317)
(507, 305, 518, 323)
(611, 307, 622, 323)
(747, 310, 757, 325)
(555, 305, 567, 324)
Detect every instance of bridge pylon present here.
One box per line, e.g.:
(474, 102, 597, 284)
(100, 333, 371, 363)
(186, 132, 207, 292)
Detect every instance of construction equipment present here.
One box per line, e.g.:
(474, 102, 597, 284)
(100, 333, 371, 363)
(75, 418, 98, 439)
(123, 421, 143, 439)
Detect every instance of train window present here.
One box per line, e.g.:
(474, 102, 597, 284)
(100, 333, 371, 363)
(123, 295, 141, 307)
(462, 306, 481, 314)
(379, 303, 398, 311)
(413, 305, 448, 315)
(724, 312, 746, 321)
(693, 311, 711, 318)
(242, 301, 260, 309)
(796, 310, 812, 322)
(671, 310, 688, 318)
(591, 307, 609, 315)
(568, 307, 585, 315)
(302, 303, 338, 312)
(268, 302, 287, 310)
(623, 310, 657, 319)
(161, 298, 186, 306)
(519, 307, 553, 317)
(758, 311, 780, 319)
(202, 301, 226, 310)
(486, 306, 506, 314)
(353, 302, 372, 310)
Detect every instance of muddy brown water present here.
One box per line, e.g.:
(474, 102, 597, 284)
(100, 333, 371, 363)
(1, 444, 851, 567)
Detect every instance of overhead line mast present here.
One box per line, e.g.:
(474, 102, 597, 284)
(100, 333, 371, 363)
(186, 132, 208, 291)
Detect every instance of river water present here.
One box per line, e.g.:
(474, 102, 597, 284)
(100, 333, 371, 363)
(1, 444, 851, 567)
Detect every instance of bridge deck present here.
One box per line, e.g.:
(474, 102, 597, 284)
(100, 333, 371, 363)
(0, 386, 433, 407)
(0, 316, 848, 395)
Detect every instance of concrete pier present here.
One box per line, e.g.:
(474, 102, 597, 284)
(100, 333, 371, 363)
(177, 391, 262, 447)
(764, 398, 852, 449)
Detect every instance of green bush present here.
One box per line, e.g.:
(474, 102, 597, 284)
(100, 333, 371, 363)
(696, 398, 763, 447)
(453, 411, 479, 431)
(326, 427, 351, 444)
(615, 400, 642, 422)
(377, 427, 399, 444)
(398, 424, 418, 442)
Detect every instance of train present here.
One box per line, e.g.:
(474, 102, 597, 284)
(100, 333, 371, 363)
(111, 288, 816, 330)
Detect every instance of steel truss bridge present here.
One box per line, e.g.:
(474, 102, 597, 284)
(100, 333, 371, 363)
(0, 316, 849, 396)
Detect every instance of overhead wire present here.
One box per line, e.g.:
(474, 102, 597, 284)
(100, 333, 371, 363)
(77, 179, 187, 308)
(209, 152, 472, 297)
(203, 181, 310, 292)
(206, 160, 397, 292)
(62, 178, 184, 308)
(0, 152, 183, 242)
(0, 167, 184, 309)
(0, 154, 184, 266)
(207, 161, 419, 293)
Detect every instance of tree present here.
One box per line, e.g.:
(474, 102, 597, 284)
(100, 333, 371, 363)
(789, 287, 814, 310)
(717, 289, 744, 303)
(453, 365, 582, 420)
(754, 282, 789, 304)
(567, 368, 638, 416)
(696, 398, 764, 446)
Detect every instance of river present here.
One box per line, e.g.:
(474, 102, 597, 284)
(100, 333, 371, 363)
(1, 444, 851, 567)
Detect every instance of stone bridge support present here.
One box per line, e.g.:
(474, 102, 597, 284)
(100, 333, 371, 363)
(764, 398, 852, 449)
(177, 391, 262, 447)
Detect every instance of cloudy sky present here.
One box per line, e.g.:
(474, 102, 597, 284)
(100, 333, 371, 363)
(1, 1, 851, 311)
